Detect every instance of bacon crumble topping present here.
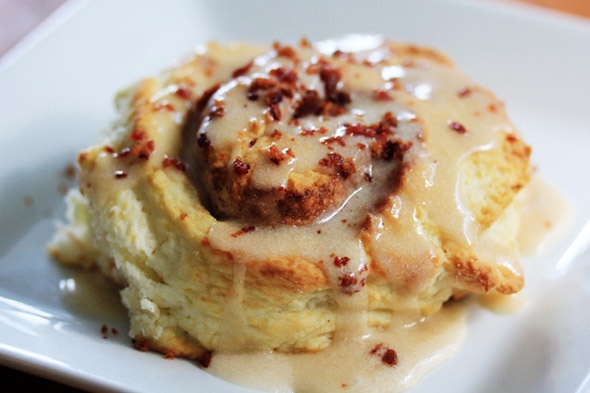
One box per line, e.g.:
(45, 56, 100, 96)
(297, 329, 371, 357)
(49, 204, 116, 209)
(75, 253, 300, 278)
(269, 145, 295, 165)
(318, 152, 356, 179)
(231, 225, 256, 238)
(370, 344, 399, 367)
(333, 255, 351, 267)
(233, 157, 251, 175)
(448, 120, 467, 134)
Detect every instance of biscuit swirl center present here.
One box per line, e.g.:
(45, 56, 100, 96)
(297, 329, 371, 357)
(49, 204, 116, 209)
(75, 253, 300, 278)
(193, 42, 418, 225)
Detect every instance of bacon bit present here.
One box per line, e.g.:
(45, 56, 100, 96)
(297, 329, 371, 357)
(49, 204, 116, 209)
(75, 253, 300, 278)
(233, 157, 251, 175)
(458, 87, 472, 98)
(209, 99, 225, 118)
(104, 146, 115, 154)
(114, 170, 128, 179)
(322, 136, 346, 147)
(164, 352, 175, 360)
(247, 77, 277, 100)
(505, 134, 519, 143)
(448, 120, 467, 134)
(132, 339, 150, 352)
(378, 140, 405, 161)
(232, 60, 254, 78)
(100, 324, 120, 339)
(146, 139, 155, 151)
(139, 140, 155, 160)
(231, 225, 256, 238)
(63, 164, 76, 179)
(270, 129, 283, 140)
(370, 344, 398, 367)
(128, 129, 155, 160)
(299, 37, 311, 48)
(387, 79, 403, 91)
(357, 143, 367, 150)
(363, 172, 373, 182)
(180, 212, 188, 221)
(318, 152, 356, 179)
(162, 155, 187, 172)
(175, 86, 192, 100)
(250, 69, 297, 121)
(265, 89, 284, 106)
(369, 138, 408, 161)
(153, 101, 175, 112)
(333, 255, 350, 268)
(319, 64, 351, 106)
(197, 351, 213, 368)
(273, 42, 298, 60)
(344, 114, 400, 158)
(293, 89, 324, 119)
(268, 105, 281, 121)
(344, 123, 378, 138)
(338, 264, 368, 294)
(269, 145, 295, 165)
(338, 273, 360, 294)
(281, 87, 294, 99)
(269, 67, 298, 84)
(322, 102, 346, 117)
(381, 111, 398, 128)
(249, 138, 258, 147)
(129, 128, 146, 141)
(301, 126, 328, 136)
(373, 88, 393, 101)
(265, 89, 284, 121)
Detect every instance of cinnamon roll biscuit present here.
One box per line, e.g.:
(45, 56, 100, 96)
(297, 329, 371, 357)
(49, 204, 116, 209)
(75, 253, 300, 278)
(49, 35, 531, 358)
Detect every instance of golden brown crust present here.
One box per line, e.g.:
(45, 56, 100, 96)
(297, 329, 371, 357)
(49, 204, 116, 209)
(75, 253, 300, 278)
(445, 244, 524, 294)
(462, 131, 531, 230)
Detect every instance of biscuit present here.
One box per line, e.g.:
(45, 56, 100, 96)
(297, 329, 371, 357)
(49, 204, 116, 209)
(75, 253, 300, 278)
(49, 35, 531, 358)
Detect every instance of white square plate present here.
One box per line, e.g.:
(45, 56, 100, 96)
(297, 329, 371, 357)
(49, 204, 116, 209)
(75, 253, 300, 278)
(0, 0, 589, 392)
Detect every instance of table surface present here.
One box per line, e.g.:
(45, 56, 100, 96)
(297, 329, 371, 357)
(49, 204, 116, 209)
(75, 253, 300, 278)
(0, 0, 588, 391)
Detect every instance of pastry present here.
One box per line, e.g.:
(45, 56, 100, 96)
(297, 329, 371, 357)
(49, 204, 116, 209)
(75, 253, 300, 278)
(49, 34, 531, 377)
